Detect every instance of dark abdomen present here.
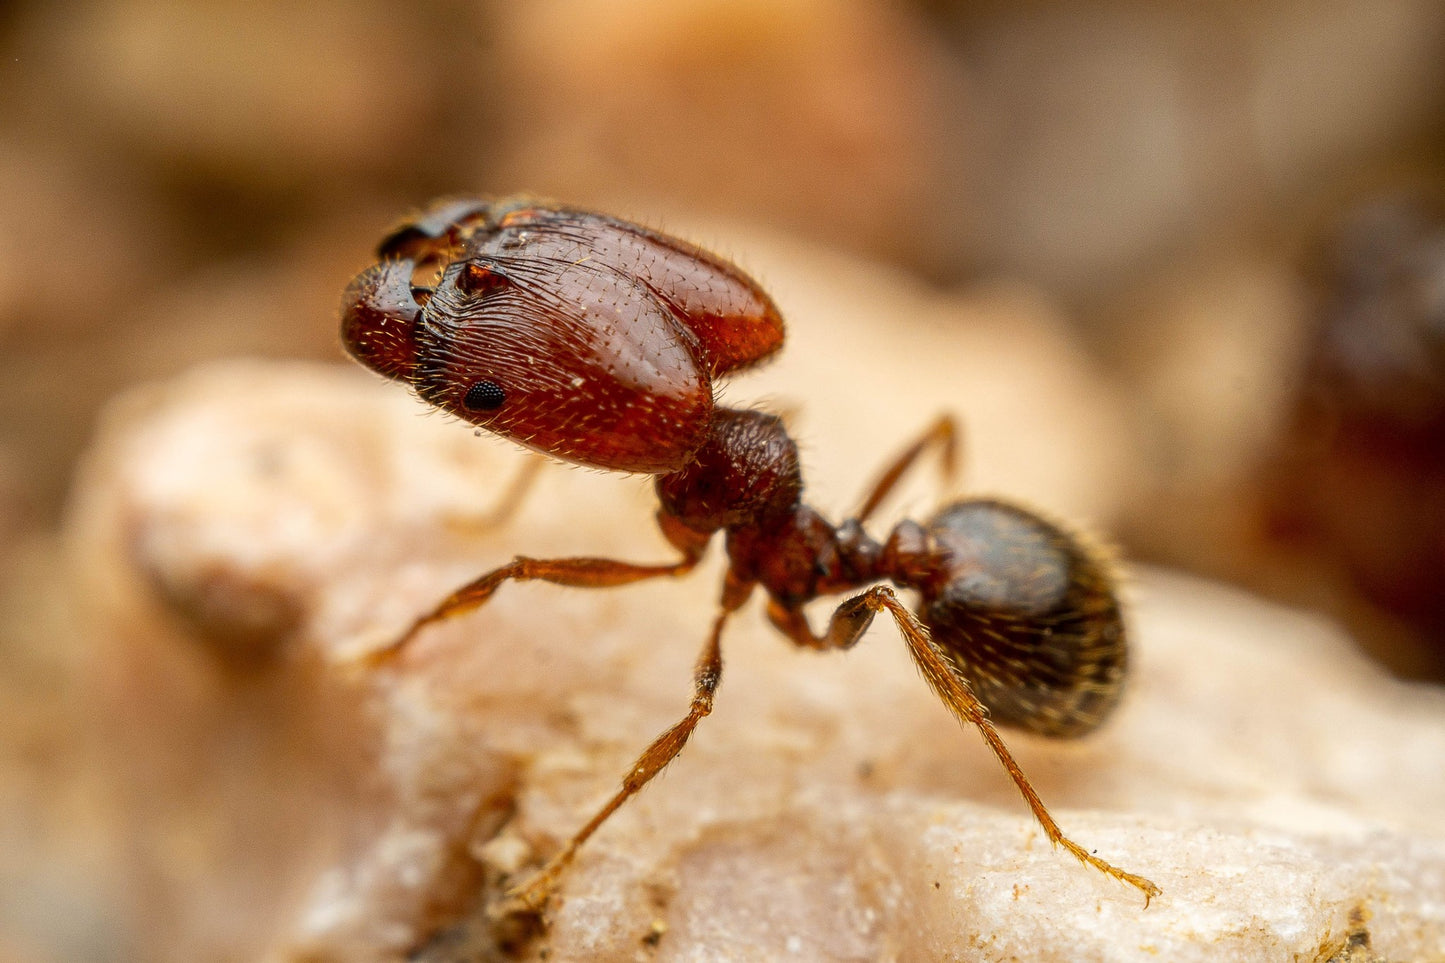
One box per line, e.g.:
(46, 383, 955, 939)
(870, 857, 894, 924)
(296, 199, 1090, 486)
(918, 500, 1126, 738)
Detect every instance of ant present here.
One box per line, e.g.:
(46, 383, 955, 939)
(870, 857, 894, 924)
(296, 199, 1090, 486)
(341, 196, 1160, 910)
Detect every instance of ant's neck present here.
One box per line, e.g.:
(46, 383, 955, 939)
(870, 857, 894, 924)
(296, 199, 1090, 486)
(722, 505, 902, 608)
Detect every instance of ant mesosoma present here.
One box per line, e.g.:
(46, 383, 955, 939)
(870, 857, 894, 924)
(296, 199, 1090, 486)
(341, 196, 1160, 909)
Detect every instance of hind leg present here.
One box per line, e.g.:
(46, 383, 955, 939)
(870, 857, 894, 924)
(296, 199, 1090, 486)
(767, 585, 1159, 905)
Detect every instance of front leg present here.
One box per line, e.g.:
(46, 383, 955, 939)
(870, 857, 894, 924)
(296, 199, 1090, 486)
(507, 603, 735, 911)
(366, 554, 700, 666)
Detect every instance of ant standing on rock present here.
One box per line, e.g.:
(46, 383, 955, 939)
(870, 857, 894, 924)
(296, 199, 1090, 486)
(341, 196, 1160, 909)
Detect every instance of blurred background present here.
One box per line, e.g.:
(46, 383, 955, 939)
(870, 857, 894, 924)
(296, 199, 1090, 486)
(0, 0, 1442, 958)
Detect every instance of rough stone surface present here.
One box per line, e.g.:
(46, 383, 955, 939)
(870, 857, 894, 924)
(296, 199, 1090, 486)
(64, 239, 1445, 961)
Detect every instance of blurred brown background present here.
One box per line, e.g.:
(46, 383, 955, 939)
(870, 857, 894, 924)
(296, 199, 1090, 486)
(0, 1, 1442, 959)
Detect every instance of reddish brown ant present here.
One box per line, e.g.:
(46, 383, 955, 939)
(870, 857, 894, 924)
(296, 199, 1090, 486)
(341, 196, 1160, 909)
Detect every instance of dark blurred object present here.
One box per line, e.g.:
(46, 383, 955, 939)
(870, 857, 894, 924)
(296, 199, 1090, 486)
(1261, 198, 1445, 675)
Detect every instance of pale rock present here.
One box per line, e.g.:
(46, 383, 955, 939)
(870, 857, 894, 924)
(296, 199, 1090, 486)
(66, 239, 1444, 961)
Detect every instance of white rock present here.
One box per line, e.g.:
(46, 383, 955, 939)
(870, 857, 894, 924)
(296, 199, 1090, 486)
(67, 242, 1443, 961)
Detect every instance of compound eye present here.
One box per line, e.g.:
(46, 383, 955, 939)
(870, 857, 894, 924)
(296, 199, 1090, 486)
(463, 379, 506, 411)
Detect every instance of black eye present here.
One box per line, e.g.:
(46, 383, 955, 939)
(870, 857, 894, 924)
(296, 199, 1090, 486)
(463, 380, 506, 411)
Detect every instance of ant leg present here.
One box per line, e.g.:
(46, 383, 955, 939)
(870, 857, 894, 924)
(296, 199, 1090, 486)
(852, 585, 1159, 904)
(507, 605, 733, 910)
(771, 586, 1159, 904)
(853, 414, 959, 525)
(442, 454, 545, 534)
(366, 552, 700, 666)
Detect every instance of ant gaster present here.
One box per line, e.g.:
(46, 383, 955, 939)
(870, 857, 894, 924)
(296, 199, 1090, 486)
(341, 196, 1160, 909)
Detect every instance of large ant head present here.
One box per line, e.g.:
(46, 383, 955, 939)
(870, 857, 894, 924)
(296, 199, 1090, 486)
(343, 197, 787, 475)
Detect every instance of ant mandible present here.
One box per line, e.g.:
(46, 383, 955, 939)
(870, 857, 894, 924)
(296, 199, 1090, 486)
(341, 196, 1160, 910)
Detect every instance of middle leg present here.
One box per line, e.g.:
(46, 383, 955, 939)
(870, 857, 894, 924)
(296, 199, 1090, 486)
(507, 602, 735, 910)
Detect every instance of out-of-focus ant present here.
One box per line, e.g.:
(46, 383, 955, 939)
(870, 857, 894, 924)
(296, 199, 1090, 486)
(341, 196, 1159, 909)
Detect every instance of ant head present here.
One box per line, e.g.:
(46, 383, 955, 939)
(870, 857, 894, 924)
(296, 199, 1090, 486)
(343, 197, 790, 475)
(342, 250, 717, 475)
